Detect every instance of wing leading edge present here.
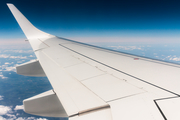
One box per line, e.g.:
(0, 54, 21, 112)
(7, 3, 113, 120)
(7, 3, 180, 120)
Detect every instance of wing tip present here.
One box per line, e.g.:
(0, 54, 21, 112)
(7, 3, 13, 6)
(7, 3, 54, 39)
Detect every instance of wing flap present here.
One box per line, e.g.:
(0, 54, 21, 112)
(64, 62, 105, 81)
(82, 74, 145, 102)
(16, 59, 46, 77)
(23, 90, 68, 117)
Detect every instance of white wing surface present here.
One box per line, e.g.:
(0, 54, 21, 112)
(7, 3, 180, 120)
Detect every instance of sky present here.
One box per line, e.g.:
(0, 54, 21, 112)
(1, 0, 180, 44)
(2, 1, 180, 119)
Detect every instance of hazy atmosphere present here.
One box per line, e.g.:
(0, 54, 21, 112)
(1, 0, 180, 43)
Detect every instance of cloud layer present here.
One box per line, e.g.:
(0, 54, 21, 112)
(0, 105, 12, 115)
(109, 45, 143, 50)
(0, 105, 48, 120)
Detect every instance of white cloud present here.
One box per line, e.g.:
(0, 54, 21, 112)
(0, 54, 27, 59)
(0, 105, 12, 115)
(9, 56, 27, 59)
(0, 64, 16, 78)
(29, 55, 34, 57)
(0, 105, 47, 120)
(16, 117, 48, 120)
(169, 57, 180, 61)
(0, 74, 7, 79)
(14, 105, 24, 111)
(16, 117, 27, 120)
(1, 63, 16, 72)
(37, 118, 48, 120)
(4, 66, 16, 72)
(0, 116, 48, 120)
(0, 54, 9, 58)
(4, 50, 33, 53)
(6, 114, 17, 119)
(108, 46, 143, 51)
(0, 95, 3, 100)
(0, 116, 6, 120)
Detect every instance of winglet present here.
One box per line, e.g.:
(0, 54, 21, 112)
(7, 4, 54, 40)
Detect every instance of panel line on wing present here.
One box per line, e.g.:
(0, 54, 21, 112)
(106, 92, 147, 103)
(80, 73, 107, 82)
(63, 62, 84, 68)
(34, 48, 47, 52)
(37, 51, 108, 109)
(59, 44, 180, 97)
(38, 39, 50, 47)
(154, 96, 180, 120)
(154, 100, 167, 120)
(59, 40, 180, 68)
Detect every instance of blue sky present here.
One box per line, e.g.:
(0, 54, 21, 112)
(1, 0, 180, 43)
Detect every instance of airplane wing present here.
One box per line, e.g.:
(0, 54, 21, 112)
(7, 3, 180, 120)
